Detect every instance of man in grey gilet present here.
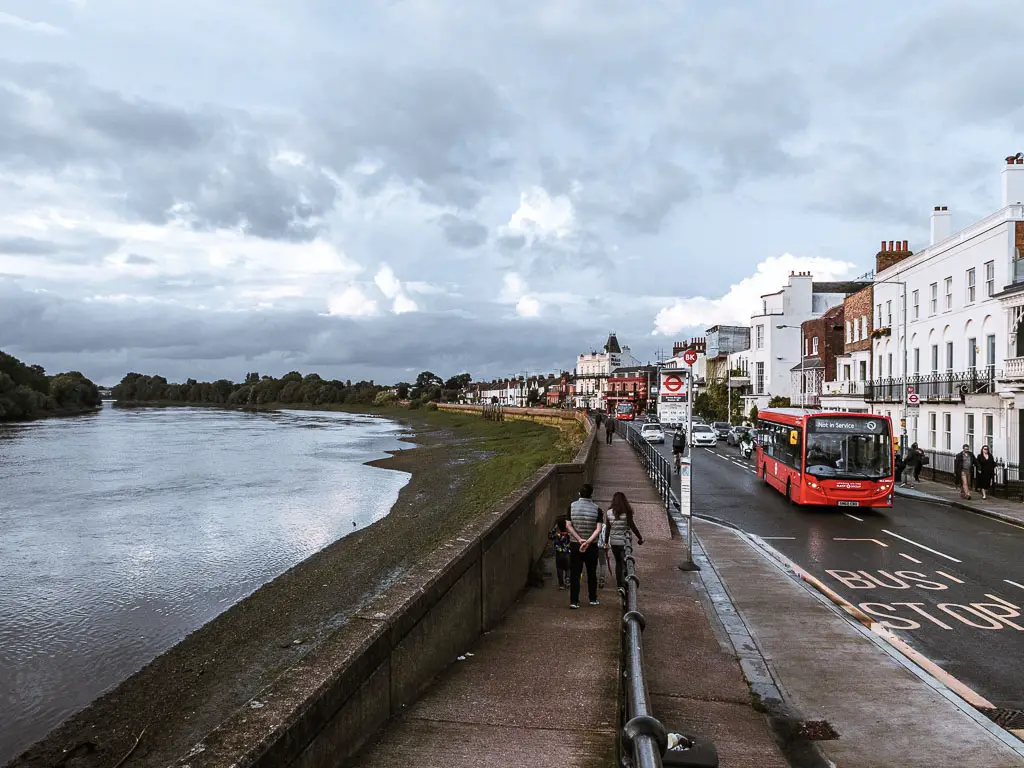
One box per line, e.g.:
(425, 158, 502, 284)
(565, 482, 605, 609)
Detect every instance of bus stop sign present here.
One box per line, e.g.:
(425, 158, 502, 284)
(682, 348, 698, 366)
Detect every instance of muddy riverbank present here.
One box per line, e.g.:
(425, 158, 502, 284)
(7, 407, 578, 768)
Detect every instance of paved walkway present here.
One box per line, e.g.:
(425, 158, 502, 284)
(896, 476, 1024, 526)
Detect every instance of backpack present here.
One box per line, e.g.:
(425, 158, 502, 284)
(672, 431, 685, 450)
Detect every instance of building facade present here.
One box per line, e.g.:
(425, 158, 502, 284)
(793, 304, 845, 407)
(574, 333, 626, 409)
(869, 154, 1024, 462)
(819, 283, 874, 412)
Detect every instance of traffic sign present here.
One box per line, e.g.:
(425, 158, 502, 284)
(682, 348, 698, 366)
(662, 373, 685, 393)
(907, 392, 920, 406)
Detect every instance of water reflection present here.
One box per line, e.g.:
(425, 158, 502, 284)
(0, 406, 410, 762)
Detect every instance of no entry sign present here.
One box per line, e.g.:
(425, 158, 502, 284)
(682, 348, 698, 366)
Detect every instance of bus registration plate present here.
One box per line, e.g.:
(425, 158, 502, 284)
(837, 501, 860, 507)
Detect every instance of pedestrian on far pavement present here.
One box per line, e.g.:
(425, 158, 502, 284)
(566, 483, 605, 609)
(548, 515, 571, 589)
(595, 410, 603, 428)
(901, 442, 923, 488)
(604, 416, 615, 445)
(607, 492, 644, 590)
(975, 445, 996, 501)
(953, 444, 976, 499)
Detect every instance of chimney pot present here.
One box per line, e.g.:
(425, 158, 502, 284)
(934, 205, 940, 211)
(880, 240, 886, 251)
(903, 239, 909, 250)
(888, 240, 894, 251)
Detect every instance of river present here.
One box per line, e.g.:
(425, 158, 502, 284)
(0, 405, 410, 763)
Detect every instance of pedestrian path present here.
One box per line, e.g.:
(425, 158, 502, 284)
(896, 477, 1024, 526)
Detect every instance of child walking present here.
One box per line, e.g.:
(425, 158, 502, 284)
(549, 515, 571, 589)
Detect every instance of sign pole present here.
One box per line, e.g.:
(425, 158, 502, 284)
(679, 348, 699, 571)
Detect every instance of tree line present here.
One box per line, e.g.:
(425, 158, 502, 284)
(111, 369, 473, 409)
(0, 350, 102, 422)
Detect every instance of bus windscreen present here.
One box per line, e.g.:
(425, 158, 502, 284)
(804, 417, 892, 480)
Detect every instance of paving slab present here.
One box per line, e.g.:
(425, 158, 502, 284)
(697, 520, 1024, 768)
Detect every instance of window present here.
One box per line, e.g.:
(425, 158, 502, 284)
(943, 413, 952, 450)
(877, 304, 882, 327)
(929, 412, 937, 447)
(944, 277, 953, 311)
(929, 283, 938, 314)
(877, 354, 883, 378)
(861, 316, 867, 340)
(987, 334, 996, 375)
(912, 290, 919, 320)
(859, 360, 867, 380)
(986, 260, 995, 297)
(843, 364, 851, 380)
(755, 361, 764, 393)
(887, 353, 892, 377)
(912, 415, 919, 445)
(966, 414, 975, 452)
(913, 348, 920, 375)
(805, 337, 810, 357)
(930, 344, 939, 374)
(945, 342, 953, 371)
(846, 321, 852, 343)
(966, 268, 976, 303)
(984, 414, 994, 450)
(886, 300, 892, 327)
(756, 324, 764, 349)
(812, 336, 819, 355)
(967, 337, 977, 372)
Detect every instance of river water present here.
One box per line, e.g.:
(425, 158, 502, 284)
(0, 405, 410, 762)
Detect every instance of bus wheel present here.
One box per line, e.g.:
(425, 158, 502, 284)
(785, 479, 794, 504)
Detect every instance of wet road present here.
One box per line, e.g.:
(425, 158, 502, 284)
(649, 434, 1024, 711)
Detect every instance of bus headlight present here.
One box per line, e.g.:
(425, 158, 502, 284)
(805, 479, 819, 490)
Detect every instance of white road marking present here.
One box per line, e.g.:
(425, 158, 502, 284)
(1006, 580, 1024, 591)
(936, 570, 965, 584)
(897, 552, 923, 564)
(834, 537, 888, 547)
(761, 536, 796, 540)
(882, 529, 962, 563)
(844, 513, 864, 522)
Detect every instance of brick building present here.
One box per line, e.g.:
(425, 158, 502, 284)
(794, 304, 845, 406)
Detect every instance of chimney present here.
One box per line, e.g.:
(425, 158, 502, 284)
(930, 206, 952, 245)
(876, 238, 915, 274)
(1002, 153, 1024, 207)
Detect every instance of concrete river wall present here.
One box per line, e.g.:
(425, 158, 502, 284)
(175, 406, 595, 768)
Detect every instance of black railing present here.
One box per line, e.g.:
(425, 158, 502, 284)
(866, 369, 997, 403)
(622, 422, 677, 512)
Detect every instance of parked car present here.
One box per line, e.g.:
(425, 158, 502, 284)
(690, 423, 717, 447)
(640, 422, 665, 444)
(713, 422, 731, 440)
(726, 425, 747, 446)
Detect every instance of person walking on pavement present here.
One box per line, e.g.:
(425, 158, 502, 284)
(604, 415, 615, 445)
(548, 516, 571, 589)
(566, 483, 605, 609)
(901, 442, 924, 488)
(975, 445, 996, 501)
(607, 491, 644, 590)
(595, 410, 603, 429)
(954, 444, 976, 499)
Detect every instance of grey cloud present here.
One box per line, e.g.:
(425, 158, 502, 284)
(0, 236, 60, 255)
(0, 60, 336, 242)
(496, 233, 526, 251)
(437, 214, 488, 249)
(124, 253, 156, 265)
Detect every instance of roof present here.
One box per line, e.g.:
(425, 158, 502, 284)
(790, 357, 824, 371)
(813, 281, 871, 295)
(604, 333, 622, 354)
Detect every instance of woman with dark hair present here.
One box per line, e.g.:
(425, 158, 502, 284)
(976, 445, 996, 501)
(608, 492, 644, 589)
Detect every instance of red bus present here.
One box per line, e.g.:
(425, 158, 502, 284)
(755, 409, 895, 508)
(615, 401, 635, 421)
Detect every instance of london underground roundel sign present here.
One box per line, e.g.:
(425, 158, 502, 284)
(682, 348, 698, 366)
(663, 374, 684, 393)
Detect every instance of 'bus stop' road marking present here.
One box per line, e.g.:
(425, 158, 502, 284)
(882, 529, 962, 563)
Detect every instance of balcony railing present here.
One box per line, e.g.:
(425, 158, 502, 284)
(866, 369, 997, 403)
(1015, 259, 1024, 285)
(822, 380, 867, 396)
(1002, 357, 1024, 379)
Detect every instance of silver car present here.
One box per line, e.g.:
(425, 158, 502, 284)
(640, 422, 665, 444)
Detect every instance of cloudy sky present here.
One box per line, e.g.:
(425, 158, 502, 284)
(1, 1, 1022, 386)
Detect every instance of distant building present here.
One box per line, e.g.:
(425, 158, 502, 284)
(793, 304, 845, 407)
(574, 333, 629, 409)
(819, 282, 875, 413)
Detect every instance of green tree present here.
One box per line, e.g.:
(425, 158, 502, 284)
(767, 395, 791, 408)
(749, 405, 759, 423)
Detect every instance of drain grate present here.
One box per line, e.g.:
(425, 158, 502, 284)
(797, 720, 839, 741)
(978, 707, 1024, 730)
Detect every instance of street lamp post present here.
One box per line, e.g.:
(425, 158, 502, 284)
(776, 324, 805, 407)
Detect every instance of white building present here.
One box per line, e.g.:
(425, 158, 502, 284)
(574, 333, 627, 409)
(744, 273, 864, 412)
(870, 154, 1024, 464)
